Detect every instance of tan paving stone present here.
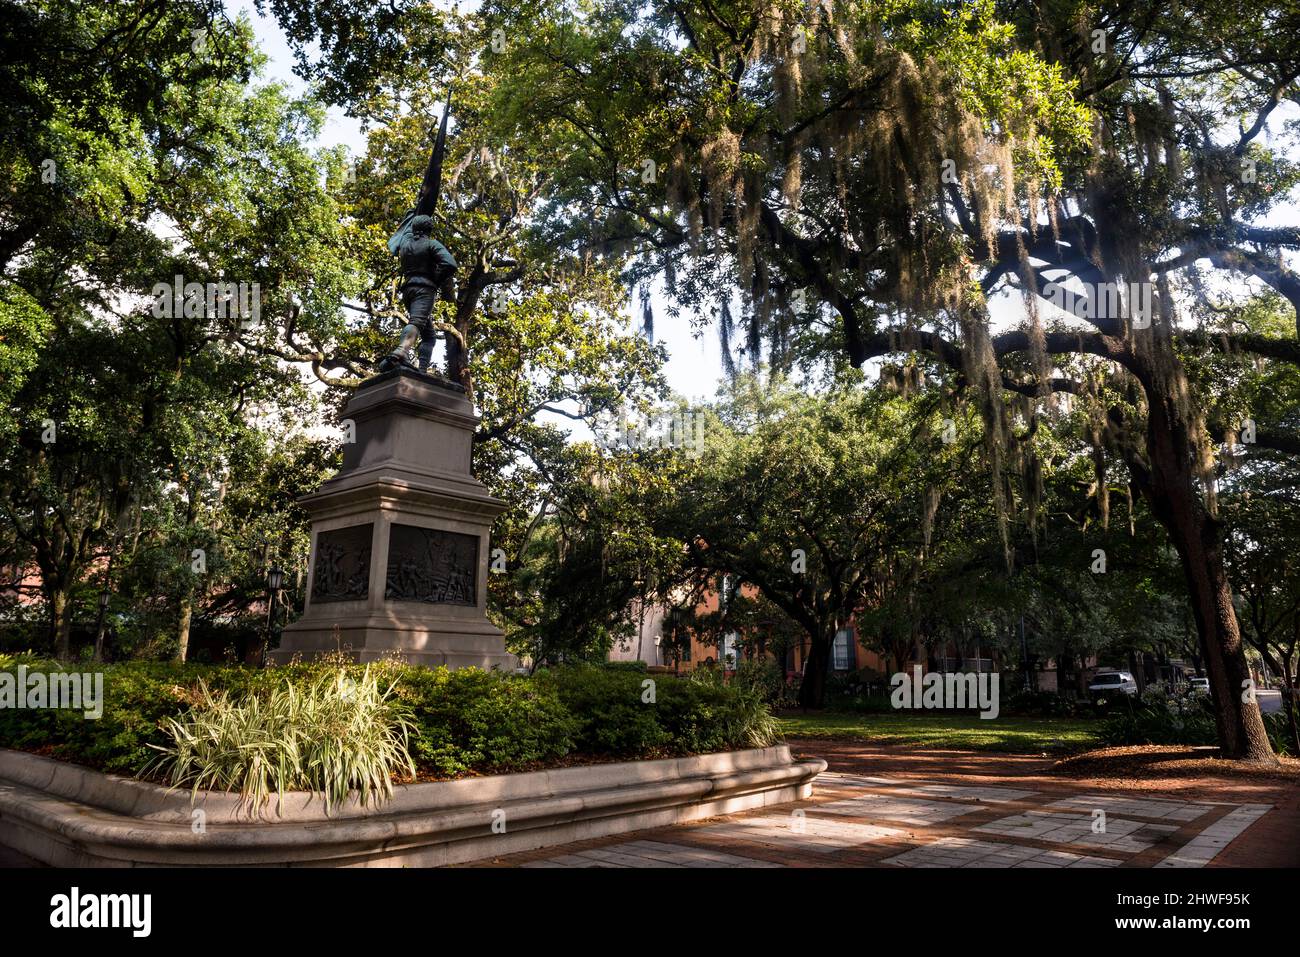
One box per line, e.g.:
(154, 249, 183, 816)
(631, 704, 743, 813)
(477, 740, 1295, 869)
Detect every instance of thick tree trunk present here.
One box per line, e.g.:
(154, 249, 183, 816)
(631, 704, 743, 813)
(1059, 640, 1075, 698)
(175, 597, 193, 663)
(50, 588, 73, 660)
(798, 631, 831, 709)
(1140, 395, 1277, 763)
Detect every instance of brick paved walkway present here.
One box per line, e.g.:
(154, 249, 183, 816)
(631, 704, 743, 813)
(472, 739, 1299, 869)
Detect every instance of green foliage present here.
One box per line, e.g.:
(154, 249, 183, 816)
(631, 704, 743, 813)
(822, 670, 896, 713)
(1099, 686, 1295, 756)
(0, 660, 781, 789)
(538, 663, 781, 755)
(6, 0, 1296, 772)
(147, 667, 416, 815)
(0, 286, 52, 437)
(728, 658, 789, 708)
(492, 440, 691, 666)
(1003, 689, 1082, 719)
(393, 667, 577, 777)
(1265, 713, 1297, 757)
(536, 664, 672, 754)
(0, 660, 278, 774)
(1, 2, 359, 660)
(1099, 687, 1221, 748)
(656, 377, 992, 706)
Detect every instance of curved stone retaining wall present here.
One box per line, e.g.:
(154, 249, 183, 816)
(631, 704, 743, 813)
(0, 746, 825, 867)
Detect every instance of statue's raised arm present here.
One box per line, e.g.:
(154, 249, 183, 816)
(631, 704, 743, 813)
(378, 91, 458, 376)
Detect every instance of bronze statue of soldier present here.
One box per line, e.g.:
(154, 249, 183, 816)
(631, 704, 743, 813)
(377, 213, 458, 373)
(376, 90, 460, 377)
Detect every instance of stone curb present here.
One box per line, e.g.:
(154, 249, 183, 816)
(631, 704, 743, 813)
(0, 746, 826, 867)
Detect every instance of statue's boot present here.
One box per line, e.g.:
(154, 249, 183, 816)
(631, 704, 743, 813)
(377, 350, 414, 373)
(377, 323, 422, 372)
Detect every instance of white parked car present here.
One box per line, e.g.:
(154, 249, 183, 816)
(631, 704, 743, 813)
(1088, 671, 1138, 697)
(1189, 677, 1210, 695)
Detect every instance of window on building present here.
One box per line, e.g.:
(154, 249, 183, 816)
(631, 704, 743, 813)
(832, 628, 853, 670)
(720, 574, 738, 610)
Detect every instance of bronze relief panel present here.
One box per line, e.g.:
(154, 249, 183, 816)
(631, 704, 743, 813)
(384, 524, 478, 606)
(311, 524, 373, 603)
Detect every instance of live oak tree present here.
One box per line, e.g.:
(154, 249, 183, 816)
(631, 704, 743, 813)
(235, 0, 1295, 752)
(1215, 298, 1300, 752)
(1, 3, 353, 658)
(0, 0, 246, 271)
(9, 0, 1290, 767)
(0, 0, 251, 654)
(493, 439, 690, 667)
(661, 379, 983, 707)
(480, 0, 1299, 760)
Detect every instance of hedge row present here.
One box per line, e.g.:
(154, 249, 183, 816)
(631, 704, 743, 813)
(0, 655, 781, 780)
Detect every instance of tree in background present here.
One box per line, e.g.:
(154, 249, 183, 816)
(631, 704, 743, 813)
(477, 0, 1300, 760)
(0, 3, 356, 658)
(1216, 300, 1300, 753)
(658, 377, 987, 707)
(490, 440, 689, 668)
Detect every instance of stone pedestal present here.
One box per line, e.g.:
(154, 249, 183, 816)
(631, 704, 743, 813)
(271, 368, 517, 671)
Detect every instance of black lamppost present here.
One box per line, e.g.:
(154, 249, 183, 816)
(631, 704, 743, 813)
(263, 565, 284, 665)
(632, 567, 647, 664)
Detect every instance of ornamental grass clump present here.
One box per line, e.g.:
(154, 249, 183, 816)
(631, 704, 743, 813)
(146, 666, 416, 816)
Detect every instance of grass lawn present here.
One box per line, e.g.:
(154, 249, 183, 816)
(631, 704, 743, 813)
(777, 710, 1104, 754)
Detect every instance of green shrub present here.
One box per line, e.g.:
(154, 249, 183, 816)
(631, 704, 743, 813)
(1, 659, 784, 794)
(601, 660, 649, 673)
(0, 651, 53, 669)
(823, 669, 894, 713)
(5, 660, 216, 774)
(537, 664, 672, 754)
(666, 677, 781, 750)
(539, 664, 781, 755)
(394, 667, 577, 777)
(1263, 713, 1294, 757)
(729, 658, 786, 707)
(1099, 685, 1295, 757)
(146, 666, 416, 815)
(1100, 686, 1220, 747)
(1004, 689, 1082, 719)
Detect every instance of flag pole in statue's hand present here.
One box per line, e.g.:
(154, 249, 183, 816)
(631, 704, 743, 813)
(415, 88, 453, 217)
(375, 86, 465, 380)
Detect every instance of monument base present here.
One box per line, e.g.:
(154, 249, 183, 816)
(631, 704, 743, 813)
(276, 612, 517, 671)
(271, 368, 518, 672)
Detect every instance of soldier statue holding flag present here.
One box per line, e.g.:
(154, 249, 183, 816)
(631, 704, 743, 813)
(378, 92, 460, 375)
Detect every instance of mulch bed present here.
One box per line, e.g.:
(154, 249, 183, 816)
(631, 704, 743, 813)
(1051, 744, 1300, 785)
